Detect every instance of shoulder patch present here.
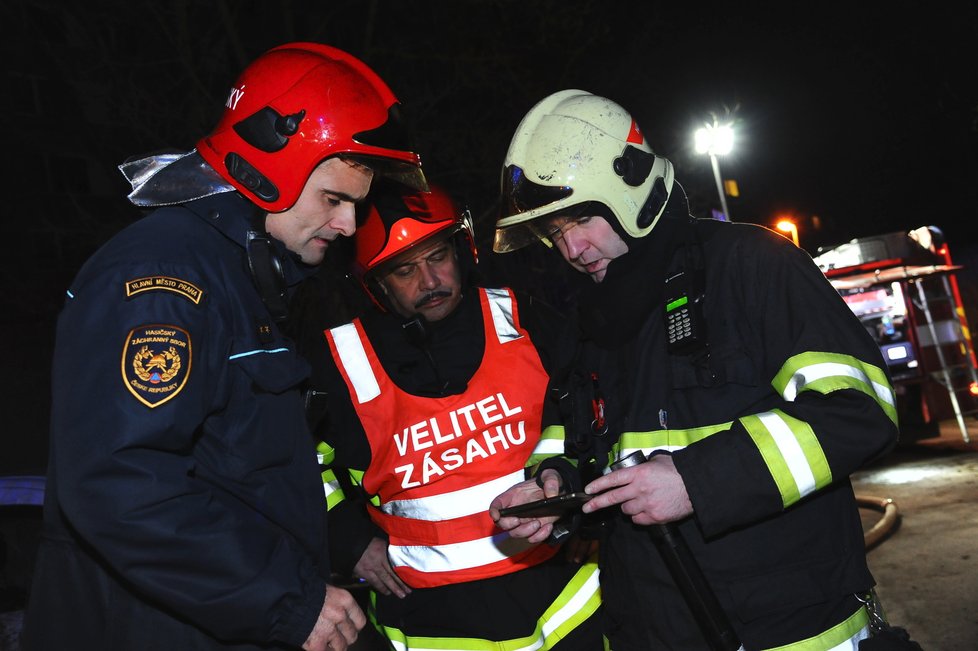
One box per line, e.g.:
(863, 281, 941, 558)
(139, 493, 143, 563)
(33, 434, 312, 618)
(122, 325, 192, 408)
(125, 276, 203, 304)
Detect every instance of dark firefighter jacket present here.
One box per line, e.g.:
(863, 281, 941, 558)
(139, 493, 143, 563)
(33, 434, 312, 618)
(559, 217, 899, 651)
(303, 288, 602, 648)
(23, 192, 331, 650)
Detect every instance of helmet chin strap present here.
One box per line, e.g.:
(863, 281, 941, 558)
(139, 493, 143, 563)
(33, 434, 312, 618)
(400, 313, 429, 346)
(245, 207, 289, 322)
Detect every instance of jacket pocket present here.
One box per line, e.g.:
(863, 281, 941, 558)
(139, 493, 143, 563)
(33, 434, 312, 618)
(230, 344, 309, 394)
(669, 344, 759, 389)
(217, 344, 310, 474)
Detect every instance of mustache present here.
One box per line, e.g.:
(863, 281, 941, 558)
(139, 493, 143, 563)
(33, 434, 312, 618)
(414, 289, 453, 308)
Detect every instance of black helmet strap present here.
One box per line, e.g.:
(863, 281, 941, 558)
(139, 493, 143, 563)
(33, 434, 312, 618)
(245, 208, 289, 322)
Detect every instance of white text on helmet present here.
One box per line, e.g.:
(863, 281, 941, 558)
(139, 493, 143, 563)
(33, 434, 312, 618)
(225, 84, 246, 110)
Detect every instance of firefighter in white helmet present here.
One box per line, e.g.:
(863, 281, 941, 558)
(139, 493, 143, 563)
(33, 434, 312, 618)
(490, 90, 900, 651)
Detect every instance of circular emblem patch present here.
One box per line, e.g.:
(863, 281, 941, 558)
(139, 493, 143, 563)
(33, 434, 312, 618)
(121, 325, 192, 408)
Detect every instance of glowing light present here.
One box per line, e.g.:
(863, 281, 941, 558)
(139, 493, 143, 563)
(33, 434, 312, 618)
(693, 121, 735, 221)
(694, 123, 734, 156)
(775, 219, 799, 247)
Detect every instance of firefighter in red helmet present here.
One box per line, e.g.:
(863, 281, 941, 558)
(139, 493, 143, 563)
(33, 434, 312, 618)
(301, 182, 603, 650)
(23, 43, 424, 651)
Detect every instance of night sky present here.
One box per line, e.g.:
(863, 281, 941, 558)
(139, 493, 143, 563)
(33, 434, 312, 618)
(3, 1, 977, 472)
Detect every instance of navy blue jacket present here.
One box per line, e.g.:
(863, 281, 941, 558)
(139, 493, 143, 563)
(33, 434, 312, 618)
(23, 192, 330, 650)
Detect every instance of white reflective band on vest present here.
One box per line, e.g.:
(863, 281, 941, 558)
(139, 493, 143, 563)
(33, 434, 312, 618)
(485, 287, 522, 343)
(380, 469, 524, 521)
(388, 530, 535, 573)
(757, 411, 817, 498)
(780, 361, 895, 408)
(330, 323, 380, 404)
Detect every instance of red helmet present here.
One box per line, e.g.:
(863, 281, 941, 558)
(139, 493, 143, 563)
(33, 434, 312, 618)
(196, 42, 426, 212)
(355, 183, 476, 282)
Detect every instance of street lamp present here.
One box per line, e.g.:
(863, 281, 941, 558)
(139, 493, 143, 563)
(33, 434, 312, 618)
(776, 219, 799, 247)
(694, 121, 734, 221)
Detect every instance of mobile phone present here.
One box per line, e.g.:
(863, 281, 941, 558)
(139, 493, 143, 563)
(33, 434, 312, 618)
(497, 492, 593, 518)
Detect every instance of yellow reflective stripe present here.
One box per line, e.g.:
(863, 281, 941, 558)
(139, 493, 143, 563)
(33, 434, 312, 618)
(316, 440, 336, 466)
(763, 607, 869, 651)
(741, 409, 832, 508)
(542, 556, 601, 645)
(345, 469, 383, 508)
(773, 352, 897, 426)
(320, 467, 381, 509)
(527, 425, 567, 467)
(613, 423, 734, 458)
(377, 557, 600, 651)
(321, 468, 344, 511)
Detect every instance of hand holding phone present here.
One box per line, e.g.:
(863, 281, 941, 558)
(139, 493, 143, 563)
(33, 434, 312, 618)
(497, 492, 593, 518)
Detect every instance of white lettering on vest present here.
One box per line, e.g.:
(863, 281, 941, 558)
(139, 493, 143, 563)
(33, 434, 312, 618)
(477, 395, 502, 424)
(394, 463, 421, 489)
(498, 392, 522, 417)
(388, 394, 535, 488)
(483, 424, 510, 455)
(411, 421, 433, 451)
(393, 421, 529, 489)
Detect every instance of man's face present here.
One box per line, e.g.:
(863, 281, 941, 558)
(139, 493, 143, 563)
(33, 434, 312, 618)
(545, 215, 629, 283)
(378, 237, 463, 321)
(265, 157, 373, 265)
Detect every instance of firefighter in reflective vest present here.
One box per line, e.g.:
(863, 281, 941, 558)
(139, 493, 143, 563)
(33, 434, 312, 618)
(305, 182, 602, 650)
(490, 90, 900, 651)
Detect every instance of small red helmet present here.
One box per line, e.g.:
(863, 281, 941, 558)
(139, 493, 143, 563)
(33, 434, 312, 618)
(196, 42, 426, 212)
(354, 183, 476, 285)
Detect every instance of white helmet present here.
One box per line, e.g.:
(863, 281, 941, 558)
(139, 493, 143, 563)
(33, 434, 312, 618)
(494, 89, 674, 252)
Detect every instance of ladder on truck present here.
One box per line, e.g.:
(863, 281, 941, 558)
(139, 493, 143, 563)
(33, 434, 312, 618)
(911, 271, 978, 443)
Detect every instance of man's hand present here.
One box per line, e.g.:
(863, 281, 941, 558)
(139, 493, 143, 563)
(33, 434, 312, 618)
(353, 537, 411, 598)
(302, 585, 366, 651)
(582, 454, 693, 526)
(489, 468, 562, 544)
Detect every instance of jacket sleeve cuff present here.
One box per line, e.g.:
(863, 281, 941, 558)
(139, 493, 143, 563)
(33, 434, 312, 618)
(270, 565, 329, 648)
(672, 426, 782, 538)
(534, 456, 582, 493)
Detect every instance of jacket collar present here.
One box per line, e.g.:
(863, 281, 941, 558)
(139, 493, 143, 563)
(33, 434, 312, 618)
(182, 191, 318, 286)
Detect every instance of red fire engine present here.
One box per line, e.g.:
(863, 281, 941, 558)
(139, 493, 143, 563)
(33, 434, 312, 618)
(812, 226, 978, 443)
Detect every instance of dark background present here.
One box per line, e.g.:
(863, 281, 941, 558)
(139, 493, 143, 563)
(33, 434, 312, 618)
(2, 0, 977, 475)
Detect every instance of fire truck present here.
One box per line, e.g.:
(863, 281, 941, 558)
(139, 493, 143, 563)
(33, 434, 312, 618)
(812, 226, 978, 443)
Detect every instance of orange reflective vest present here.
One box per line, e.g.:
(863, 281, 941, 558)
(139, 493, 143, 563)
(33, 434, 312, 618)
(325, 288, 558, 588)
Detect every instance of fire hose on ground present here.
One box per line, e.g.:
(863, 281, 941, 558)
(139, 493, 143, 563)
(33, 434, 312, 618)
(856, 495, 900, 549)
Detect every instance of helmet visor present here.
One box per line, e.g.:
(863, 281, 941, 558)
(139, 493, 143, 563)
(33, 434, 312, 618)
(350, 104, 428, 191)
(351, 155, 428, 192)
(494, 164, 575, 253)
